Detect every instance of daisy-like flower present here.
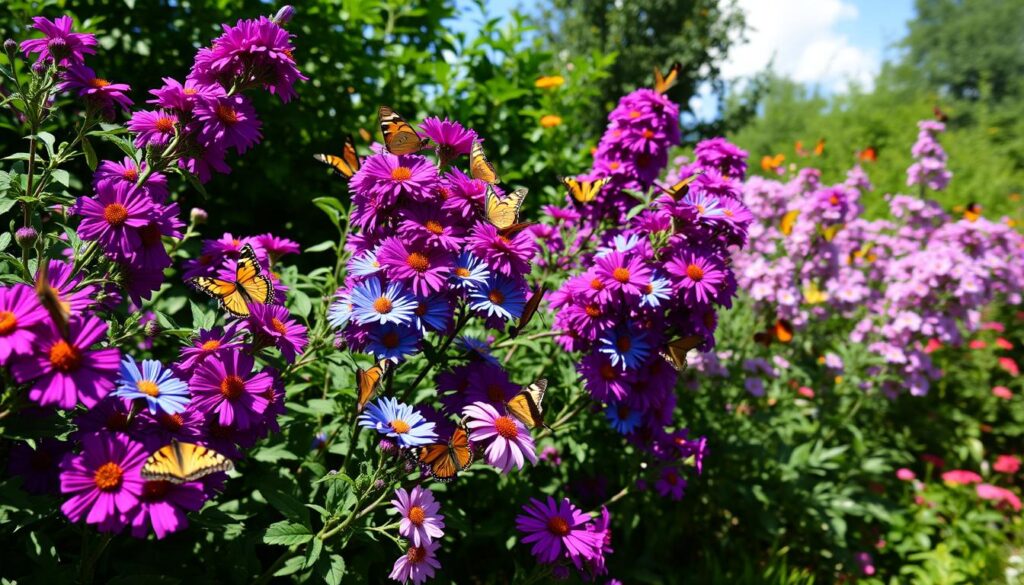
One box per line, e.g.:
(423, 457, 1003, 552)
(253, 233, 300, 262)
(515, 496, 603, 564)
(398, 205, 463, 252)
(192, 92, 262, 154)
(594, 251, 651, 296)
(595, 233, 644, 257)
(578, 353, 634, 402)
(666, 251, 728, 305)
(377, 237, 454, 297)
(467, 222, 537, 278)
(604, 402, 641, 434)
(597, 323, 651, 370)
(350, 277, 418, 326)
(392, 486, 446, 546)
(468, 275, 526, 322)
(420, 117, 477, 166)
(114, 357, 190, 416)
(178, 139, 231, 184)
(20, 16, 97, 67)
(0, 283, 48, 361)
(59, 433, 147, 533)
(459, 336, 499, 365)
(327, 289, 354, 330)
(75, 182, 156, 259)
(463, 401, 538, 473)
(358, 397, 437, 448)
(147, 77, 213, 112)
(128, 110, 178, 148)
(655, 466, 686, 500)
(128, 479, 207, 540)
(639, 274, 672, 308)
(350, 153, 440, 206)
(58, 64, 133, 117)
(412, 293, 452, 332)
(189, 350, 272, 430)
(248, 304, 308, 363)
(11, 315, 120, 409)
(451, 251, 490, 290)
(175, 326, 241, 376)
(93, 157, 169, 202)
(389, 541, 441, 585)
(350, 249, 383, 276)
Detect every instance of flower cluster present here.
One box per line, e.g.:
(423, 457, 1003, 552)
(907, 120, 952, 191)
(389, 486, 446, 584)
(515, 497, 614, 581)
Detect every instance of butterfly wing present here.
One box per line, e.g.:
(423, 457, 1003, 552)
(654, 62, 681, 94)
(485, 185, 527, 230)
(471, 140, 500, 184)
(313, 135, 361, 178)
(774, 319, 794, 344)
(35, 261, 70, 339)
(509, 285, 547, 338)
(356, 360, 390, 412)
(657, 171, 703, 201)
(506, 379, 547, 429)
(378, 105, 428, 155)
(563, 177, 607, 204)
(780, 210, 800, 236)
(142, 441, 233, 484)
(819, 223, 843, 242)
(661, 335, 702, 371)
(449, 426, 474, 471)
(235, 244, 275, 306)
(190, 276, 246, 317)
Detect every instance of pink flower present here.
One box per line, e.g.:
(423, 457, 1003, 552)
(797, 386, 815, 399)
(993, 455, 1020, 475)
(391, 486, 445, 547)
(993, 386, 1013, 400)
(981, 321, 1006, 332)
(924, 338, 942, 353)
(941, 469, 982, 485)
(995, 337, 1014, 350)
(896, 468, 916, 481)
(976, 483, 1022, 511)
(515, 496, 603, 564)
(998, 357, 1020, 377)
(463, 401, 538, 473)
(855, 552, 876, 576)
(968, 339, 986, 350)
(389, 541, 440, 584)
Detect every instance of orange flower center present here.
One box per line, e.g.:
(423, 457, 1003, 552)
(686, 264, 704, 281)
(122, 168, 139, 182)
(455, 267, 470, 278)
(488, 290, 505, 304)
(159, 413, 184, 431)
(270, 317, 288, 334)
(390, 419, 411, 434)
(617, 404, 631, 419)
(829, 195, 839, 205)
(612, 267, 631, 283)
(494, 416, 519, 439)
(0, 311, 17, 335)
(585, 304, 602, 318)
(103, 203, 129, 226)
(382, 331, 400, 349)
(89, 78, 111, 88)
(184, 88, 198, 95)
(406, 252, 430, 272)
(49, 340, 81, 372)
(643, 283, 654, 294)
(391, 167, 413, 181)
(696, 204, 706, 214)
(599, 363, 618, 381)
(590, 278, 605, 291)
(628, 110, 641, 119)
(424, 220, 444, 235)
(408, 505, 426, 525)
(220, 375, 246, 399)
(642, 129, 654, 139)
(406, 546, 426, 564)
(609, 161, 621, 170)
(373, 297, 393, 314)
(201, 340, 221, 351)
(93, 462, 124, 491)
(155, 117, 175, 132)
(136, 380, 160, 397)
(616, 336, 632, 352)
(216, 104, 239, 125)
(547, 516, 570, 536)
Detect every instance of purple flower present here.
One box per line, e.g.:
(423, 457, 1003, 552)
(463, 401, 538, 473)
(192, 92, 262, 154)
(59, 434, 147, 533)
(467, 222, 537, 277)
(93, 157, 169, 202)
(365, 323, 421, 363)
(0, 283, 48, 362)
(75, 181, 155, 259)
(11, 315, 120, 409)
(594, 251, 651, 296)
(377, 237, 454, 296)
(350, 153, 439, 207)
(128, 110, 178, 148)
(189, 351, 272, 429)
(398, 205, 464, 252)
(666, 251, 729, 305)
(694, 137, 748, 179)
(59, 64, 133, 117)
(389, 540, 441, 585)
(20, 16, 97, 67)
(253, 233, 301, 262)
(654, 466, 686, 500)
(515, 496, 603, 564)
(128, 479, 208, 539)
(147, 77, 213, 112)
(179, 140, 232, 183)
(247, 303, 308, 363)
(391, 486, 446, 546)
(420, 117, 477, 165)
(8, 438, 67, 495)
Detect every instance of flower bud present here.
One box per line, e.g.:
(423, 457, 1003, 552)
(189, 207, 208, 225)
(15, 226, 38, 249)
(3, 39, 16, 54)
(143, 319, 160, 338)
(31, 60, 49, 75)
(273, 5, 295, 24)
(372, 479, 385, 490)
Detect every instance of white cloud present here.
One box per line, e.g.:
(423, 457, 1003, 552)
(722, 0, 878, 92)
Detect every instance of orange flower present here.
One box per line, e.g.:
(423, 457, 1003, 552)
(534, 75, 565, 89)
(540, 115, 562, 128)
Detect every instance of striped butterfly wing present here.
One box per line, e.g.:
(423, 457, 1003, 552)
(654, 61, 681, 94)
(484, 185, 527, 230)
(313, 135, 361, 178)
(449, 426, 474, 471)
(235, 244, 275, 306)
(35, 260, 70, 339)
(378, 105, 428, 155)
(657, 170, 704, 202)
(142, 441, 233, 484)
(563, 177, 608, 204)
(506, 379, 548, 429)
(661, 335, 703, 371)
(470, 140, 500, 184)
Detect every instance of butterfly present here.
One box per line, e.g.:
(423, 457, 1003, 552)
(780, 210, 800, 236)
(964, 202, 982, 222)
(470, 140, 500, 184)
(656, 170, 704, 202)
(847, 242, 877, 265)
(761, 154, 785, 172)
(357, 359, 391, 413)
(795, 140, 808, 157)
(754, 319, 794, 346)
(416, 426, 474, 482)
(485, 184, 531, 236)
(142, 440, 233, 484)
(562, 177, 608, 204)
(190, 244, 274, 318)
(654, 62, 681, 94)
(660, 335, 703, 371)
(857, 147, 877, 163)
(813, 138, 826, 156)
(35, 260, 70, 339)
(802, 282, 829, 305)
(934, 105, 949, 122)
(819, 223, 843, 242)
(506, 378, 549, 430)
(509, 285, 547, 338)
(378, 105, 429, 155)
(314, 134, 361, 178)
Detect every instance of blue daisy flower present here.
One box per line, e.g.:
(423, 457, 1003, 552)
(596, 233, 643, 257)
(451, 251, 490, 289)
(597, 322, 651, 370)
(681, 191, 727, 219)
(459, 336, 499, 365)
(327, 289, 353, 330)
(604, 402, 642, 435)
(366, 323, 420, 363)
(114, 357, 190, 415)
(413, 293, 452, 332)
(351, 277, 417, 326)
(640, 273, 672, 308)
(357, 396, 437, 448)
(350, 249, 382, 276)
(468, 274, 526, 321)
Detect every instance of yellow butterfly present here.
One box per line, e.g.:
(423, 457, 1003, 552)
(847, 242, 876, 265)
(485, 184, 529, 231)
(654, 62, 681, 94)
(142, 441, 233, 484)
(562, 177, 608, 204)
(802, 281, 830, 305)
(190, 244, 274, 318)
(780, 210, 800, 236)
(656, 170, 704, 202)
(357, 359, 391, 413)
(470, 140, 500, 184)
(378, 105, 429, 155)
(819, 223, 843, 242)
(313, 134, 361, 178)
(660, 335, 702, 371)
(506, 378, 549, 430)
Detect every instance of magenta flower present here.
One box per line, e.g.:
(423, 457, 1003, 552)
(391, 486, 446, 546)
(128, 479, 208, 539)
(594, 251, 651, 296)
(11, 315, 120, 409)
(247, 303, 308, 363)
(75, 182, 156, 259)
(377, 237, 454, 296)
(147, 77, 214, 112)
(467, 222, 537, 277)
(59, 434, 147, 533)
(189, 350, 272, 429)
(58, 64, 133, 117)
(0, 283, 48, 362)
(420, 117, 477, 165)
(463, 401, 538, 473)
(515, 496, 603, 564)
(666, 251, 728, 305)
(976, 483, 1023, 512)
(192, 92, 262, 154)
(389, 540, 441, 585)
(128, 110, 178, 148)
(20, 15, 97, 67)
(398, 205, 464, 252)
(350, 153, 440, 207)
(941, 469, 983, 485)
(253, 233, 301, 262)
(93, 157, 169, 202)
(654, 466, 686, 500)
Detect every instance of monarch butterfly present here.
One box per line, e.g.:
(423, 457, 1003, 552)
(753, 319, 794, 346)
(378, 105, 429, 155)
(190, 244, 274, 318)
(485, 184, 529, 233)
(470, 140, 500, 184)
(654, 62, 681, 94)
(509, 285, 547, 338)
(857, 147, 877, 163)
(416, 426, 474, 482)
(780, 210, 800, 236)
(562, 177, 608, 204)
(964, 202, 982, 222)
(142, 440, 233, 484)
(35, 260, 70, 339)
(802, 281, 829, 305)
(761, 154, 785, 172)
(656, 170, 704, 202)
(506, 378, 549, 430)
(660, 335, 702, 371)
(314, 134, 361, 178)
(357, 359, 391, 413)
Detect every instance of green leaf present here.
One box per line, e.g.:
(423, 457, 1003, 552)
(290, 289, 312, 319)
(0, 232, 10, 253)
(263, 521, 313, 546)
(82, 137, 98, 171)
(312, 197, 344, 227)
(260, 488, 310, 525)
(305, 240, 335, 253)
(316, 554, 346, 585)
(34, 132, 56, 157)
(303, 536, 323, 569)
(0, 197, 17, 216)
(50, 169, 70, 187)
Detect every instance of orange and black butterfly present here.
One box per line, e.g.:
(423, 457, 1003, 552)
(505, 379, 549, 430)
(562, 177, 608, 204)
(509, 285, 547, 338)
(654, 62, 681, 94)
(356, 359, 391, 412)
(656, 170, 704, 202)
(660, 335, 703, 371)
(416, 426, 474, 482)
(471, 140, 500, 184)
(964, 202, 982, 222)
(934, 105, 949, 122)
(314, 134, 361, 178)
(857, 147, 877, 163)
(754, 319, 793, 346)
(814, 138, 826, 156)
(378, 105, 429, 155)
(190, 244, 274, 318)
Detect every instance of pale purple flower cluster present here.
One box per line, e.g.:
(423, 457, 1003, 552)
(907, 119, 952, 191)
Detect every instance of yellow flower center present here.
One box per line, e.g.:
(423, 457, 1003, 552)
(390, 419, 411, 434)
(93, 462, 123, 491)
(612, 267, 631, 283)
(0, 311, 17, 335)
(406, 252, 430, 272)
(270, 317, 288, 334)
(408, 505, 426, 525)
(136, 380, 160, 397)
(495, 416, 519, 439)
(220, 375, 246, 399)
(49, 340, 81, 372)
(391, 167, 413, 181)
(686, 264, 704, 281)
(373, 297, 394, 314)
